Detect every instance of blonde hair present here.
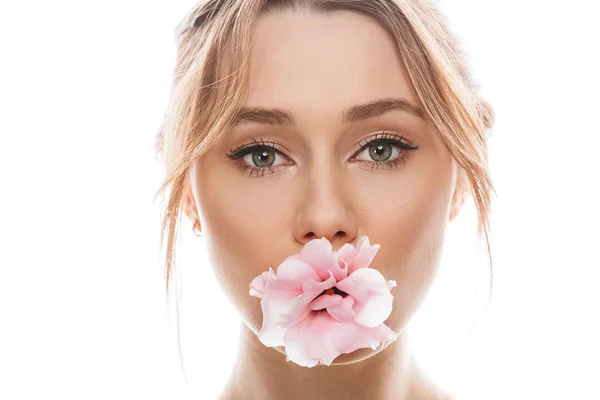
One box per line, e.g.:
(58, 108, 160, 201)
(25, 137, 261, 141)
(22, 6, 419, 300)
(153, 0, 496, 301)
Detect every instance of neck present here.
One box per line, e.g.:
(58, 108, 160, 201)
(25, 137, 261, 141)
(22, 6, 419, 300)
(219, 322, 432, 400)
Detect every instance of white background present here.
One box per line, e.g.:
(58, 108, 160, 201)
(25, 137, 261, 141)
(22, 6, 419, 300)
(1, 0, 599, 399)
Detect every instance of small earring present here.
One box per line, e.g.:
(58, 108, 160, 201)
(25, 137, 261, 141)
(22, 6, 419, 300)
(193, 221, 203, 237)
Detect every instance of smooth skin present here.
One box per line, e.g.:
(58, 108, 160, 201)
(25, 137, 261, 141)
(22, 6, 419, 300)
(184, 9, 464, 400)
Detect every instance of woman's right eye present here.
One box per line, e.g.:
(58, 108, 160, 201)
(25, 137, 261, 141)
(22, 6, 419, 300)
(236, 146, 289, 167)
(227, 140, 291, 178)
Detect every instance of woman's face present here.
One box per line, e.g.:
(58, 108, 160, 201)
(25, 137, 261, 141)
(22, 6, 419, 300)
(185, 10, 464, 363)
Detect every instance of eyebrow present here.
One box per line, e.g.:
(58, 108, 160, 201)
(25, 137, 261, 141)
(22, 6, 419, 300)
(231, 97, 424, 126)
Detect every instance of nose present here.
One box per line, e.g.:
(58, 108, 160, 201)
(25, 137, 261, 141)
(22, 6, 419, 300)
(292, 164, 358, 252)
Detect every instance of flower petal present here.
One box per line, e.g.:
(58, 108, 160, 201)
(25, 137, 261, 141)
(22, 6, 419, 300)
(335, 268, 394, 327)
(268, 276, 306, 292)
(329, 252, 349, 281)
(353, 291, 394, 328)
(276, 292, 318, 329)
(309, 294, 344, 311)
(326, 296, 355, 322)
(328, 321, 398, 354)
(302, 270, 337, 295)
(335, 267, 390, 301)
(258, 289, 301, 347)
(249, 267, 276, 299)
(275, 259, 321, 289)
(298, 237, 339, 280)
(282, 312, 398, 368)
(348, 236, 380, 274)
(282, 311, 341, 367)
(337, 242, 358, 270)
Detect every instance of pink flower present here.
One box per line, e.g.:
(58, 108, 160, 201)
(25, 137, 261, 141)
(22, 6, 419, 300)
(249, 235, 398, 368)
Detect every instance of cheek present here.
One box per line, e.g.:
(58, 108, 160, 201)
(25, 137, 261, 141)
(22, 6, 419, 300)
(374, 174, 454, 333)
(193, 162, 276, 326)
(199, 205, 271, 337)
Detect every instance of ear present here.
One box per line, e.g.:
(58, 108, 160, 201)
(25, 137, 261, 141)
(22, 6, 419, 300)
(449, 168, 469, 223)
(183, 184, 199, 226)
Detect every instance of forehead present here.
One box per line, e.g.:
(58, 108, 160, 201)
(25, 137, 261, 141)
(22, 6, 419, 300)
(220, 9, 418, 121)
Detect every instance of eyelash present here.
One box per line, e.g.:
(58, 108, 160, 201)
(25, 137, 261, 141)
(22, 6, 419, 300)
(226, 132, 419, 178)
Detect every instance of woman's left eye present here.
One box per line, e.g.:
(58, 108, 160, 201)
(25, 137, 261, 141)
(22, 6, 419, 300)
(226, 133, 419, 178)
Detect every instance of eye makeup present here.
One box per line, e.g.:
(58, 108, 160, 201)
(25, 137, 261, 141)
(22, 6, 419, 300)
(226, 132, 419, 178)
